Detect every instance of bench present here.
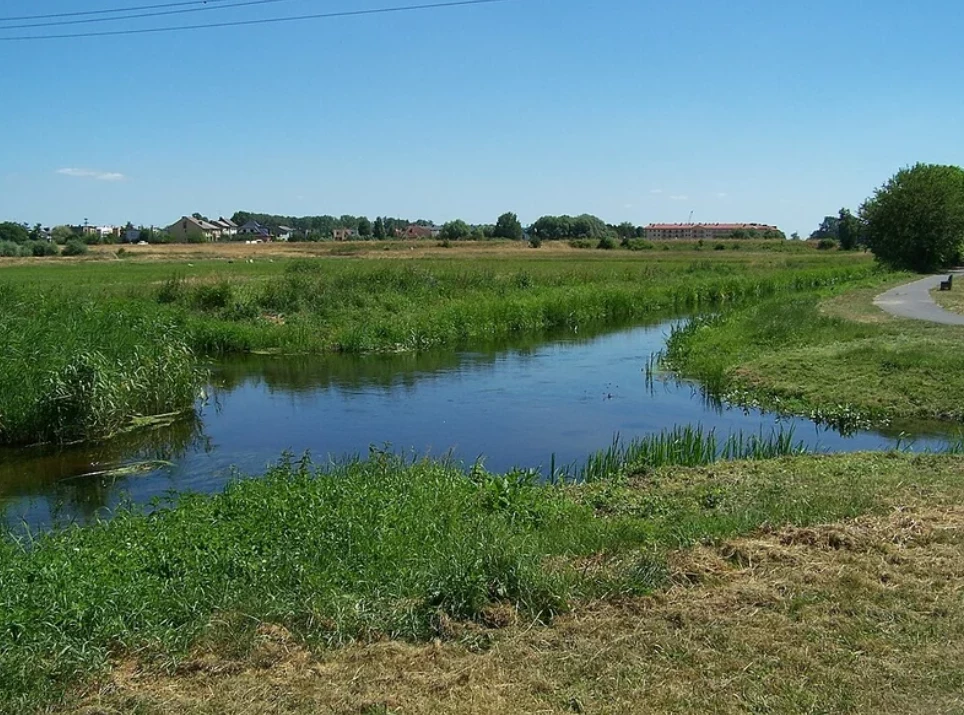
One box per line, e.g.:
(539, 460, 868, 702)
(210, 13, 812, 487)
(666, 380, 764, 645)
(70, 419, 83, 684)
(940, 275, 954, 291)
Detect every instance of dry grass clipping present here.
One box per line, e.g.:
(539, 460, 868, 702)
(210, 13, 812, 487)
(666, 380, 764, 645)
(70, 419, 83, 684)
(70, 506, 964, 714)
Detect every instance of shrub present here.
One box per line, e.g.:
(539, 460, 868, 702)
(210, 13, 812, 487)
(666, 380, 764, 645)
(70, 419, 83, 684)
(597, 235, 617, 250)
(0, 241, 26, 257)
(714, 243, 726, 251)
(529, 235, 543, 248)
(817, 238, 838, 250)
(62, 239, 89, 256)
(28, 241, 59, 257)
(568, 239, 594, 249)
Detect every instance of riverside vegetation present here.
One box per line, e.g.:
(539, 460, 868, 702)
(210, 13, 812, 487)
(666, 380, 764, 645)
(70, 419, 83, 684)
(663, 278, 964, 429)
(6, 439, 964, 712)
(0, 248, 875, 446)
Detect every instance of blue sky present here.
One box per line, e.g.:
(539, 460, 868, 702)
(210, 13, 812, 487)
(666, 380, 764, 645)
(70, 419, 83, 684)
(1, 0, 963, 235)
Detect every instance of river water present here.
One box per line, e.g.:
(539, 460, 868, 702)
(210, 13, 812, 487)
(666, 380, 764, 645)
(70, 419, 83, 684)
(1, 317, 957, 529)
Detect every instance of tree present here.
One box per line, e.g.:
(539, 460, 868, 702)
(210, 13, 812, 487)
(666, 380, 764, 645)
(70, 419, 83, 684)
(191, 212, 209, 222)
(861, 163, 964, 272)
(440, 219, 471, 241)
(615, 222, 636, 239)
(837, 208, 861, 251)
(809, 215, 840, 240)
(493, 212, 524, 240)
(357, 217, 372, 237)
(373, 217, 386, 240)
(0, 222, 29, 244)
(790, 232, 801, 241)
(51, 225, 75, 244)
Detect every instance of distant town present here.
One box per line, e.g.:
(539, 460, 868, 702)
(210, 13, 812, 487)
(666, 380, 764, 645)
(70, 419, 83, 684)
(0, 210, 788, 250)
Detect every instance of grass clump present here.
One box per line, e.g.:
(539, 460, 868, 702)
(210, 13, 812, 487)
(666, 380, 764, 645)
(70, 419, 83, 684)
(0, 288, 204, 445)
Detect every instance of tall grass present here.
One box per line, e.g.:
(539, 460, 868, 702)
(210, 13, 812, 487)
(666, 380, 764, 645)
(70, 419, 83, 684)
(576, 425, 808, 482)
(0, 287, 204, 445)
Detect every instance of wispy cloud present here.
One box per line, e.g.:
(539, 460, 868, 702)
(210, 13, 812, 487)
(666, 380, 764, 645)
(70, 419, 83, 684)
(716, 192, 728, 198)
(669, 195, 689, 201)
(56, 167, 126, 182)
(649, 189, 663, 195)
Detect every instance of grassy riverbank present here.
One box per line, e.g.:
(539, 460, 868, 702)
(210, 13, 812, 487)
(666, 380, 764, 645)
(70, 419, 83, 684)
(0, 249, 877, 445)
(5, 448, 964, 713)
(663, 279, 964, 429)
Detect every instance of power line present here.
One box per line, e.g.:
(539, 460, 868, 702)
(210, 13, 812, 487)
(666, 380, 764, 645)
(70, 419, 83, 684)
(0, 0, 512, 40)
(0, 0, 236, 23)
(2, 0, 299, 30)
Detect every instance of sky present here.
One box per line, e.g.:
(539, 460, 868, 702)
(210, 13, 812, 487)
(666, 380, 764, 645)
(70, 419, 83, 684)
(1, 0, 963, 235)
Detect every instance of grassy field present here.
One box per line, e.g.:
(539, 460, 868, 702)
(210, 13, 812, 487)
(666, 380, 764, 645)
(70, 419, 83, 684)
(4, 449, 963, 713)
(663, 277, 964, 430)
(0, 245, 877, 445)
(932, 284, 964, 314)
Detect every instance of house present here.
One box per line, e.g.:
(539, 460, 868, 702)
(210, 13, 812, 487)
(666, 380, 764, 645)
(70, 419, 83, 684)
(398, 224, 441, 239)
(274, 225, 296, 242)
(642, 223, 782, 240)
(211, 217, 238, 237)
(332, 227, 357, 241)
(237, 220, 271, 239)
(166, 216, 223, 242)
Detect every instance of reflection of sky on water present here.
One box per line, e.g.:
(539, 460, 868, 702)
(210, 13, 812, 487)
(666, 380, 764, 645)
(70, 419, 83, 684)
(1, 318, 958, 530)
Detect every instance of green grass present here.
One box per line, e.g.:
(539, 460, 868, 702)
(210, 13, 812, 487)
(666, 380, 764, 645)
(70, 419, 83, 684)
(0, 286, 205, 446)
(662, 283, 964, 429)
(4, 446, 964, 712)
(0, 251, 878, 444)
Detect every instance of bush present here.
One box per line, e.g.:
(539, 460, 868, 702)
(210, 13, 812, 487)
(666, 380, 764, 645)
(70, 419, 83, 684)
(529, 235, 542, 248)
(62, 239, 89, 256)
(623, 239, 655, 251)
(0, 241, 26, 257)
(28, 241, 59, 257)
(713, 243, 726, 251)
(568, 239, 594, 249)
(597, 235, 617, 250)
(817, 238, 838, 250)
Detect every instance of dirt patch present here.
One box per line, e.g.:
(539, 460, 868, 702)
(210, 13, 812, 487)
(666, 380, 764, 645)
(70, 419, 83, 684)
(68, 505, 964, 714)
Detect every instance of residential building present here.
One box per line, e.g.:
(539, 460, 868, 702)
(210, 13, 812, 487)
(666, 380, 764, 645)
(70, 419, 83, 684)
(237, 220, 271, 239)
(274, 225, 296, 241)
(166, 216, 223, 242)
(332, 227, 357, 241)
(643, 223, 781, 240)
(398, 224, 442, 239)
(211, 217, 238, 236)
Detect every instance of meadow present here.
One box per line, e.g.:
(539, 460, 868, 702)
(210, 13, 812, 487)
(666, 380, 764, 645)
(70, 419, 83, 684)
(0, 244, 876, 445)
(663, 279, 964, 429)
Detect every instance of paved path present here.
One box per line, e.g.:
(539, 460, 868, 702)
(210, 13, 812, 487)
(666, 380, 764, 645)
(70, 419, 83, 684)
(873, 271, 964, 325)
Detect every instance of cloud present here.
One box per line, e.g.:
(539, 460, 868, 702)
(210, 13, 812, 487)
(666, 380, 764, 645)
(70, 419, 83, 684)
(623, 203, 634, 209)
(649, 189, 663, 195)
(56, 167, 126, 182)
(716, 192, 728, 198)
(669, 195, 689, 201)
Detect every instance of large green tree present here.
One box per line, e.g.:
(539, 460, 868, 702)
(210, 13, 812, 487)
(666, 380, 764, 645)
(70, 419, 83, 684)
(0, 222, 29, 244)
(836, 208, 861, 251)
(862, 163, 964, 272)
(493, 212, 524, 240)
(357, 217, 372, 237)
(372, 217, 386, 240)
(440, 219, 471, 241)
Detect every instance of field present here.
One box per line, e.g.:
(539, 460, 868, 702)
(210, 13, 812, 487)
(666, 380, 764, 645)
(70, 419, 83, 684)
(0, 243, 876, 445)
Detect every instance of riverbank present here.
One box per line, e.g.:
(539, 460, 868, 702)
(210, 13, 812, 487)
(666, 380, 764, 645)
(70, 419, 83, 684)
(663, 277, 964, 429)
(6, 449, 964, 713)
(0, 250, 876, 445)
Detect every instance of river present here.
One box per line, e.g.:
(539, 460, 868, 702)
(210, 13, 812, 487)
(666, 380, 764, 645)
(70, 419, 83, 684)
(1, 316, 956, 529)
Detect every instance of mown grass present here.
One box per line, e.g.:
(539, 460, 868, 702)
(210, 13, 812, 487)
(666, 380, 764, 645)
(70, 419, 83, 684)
(0, 286, 205, 446)
(4, 447, 964, 712)
(663, 279, 964, 429)
(0, 251, 878, 444)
